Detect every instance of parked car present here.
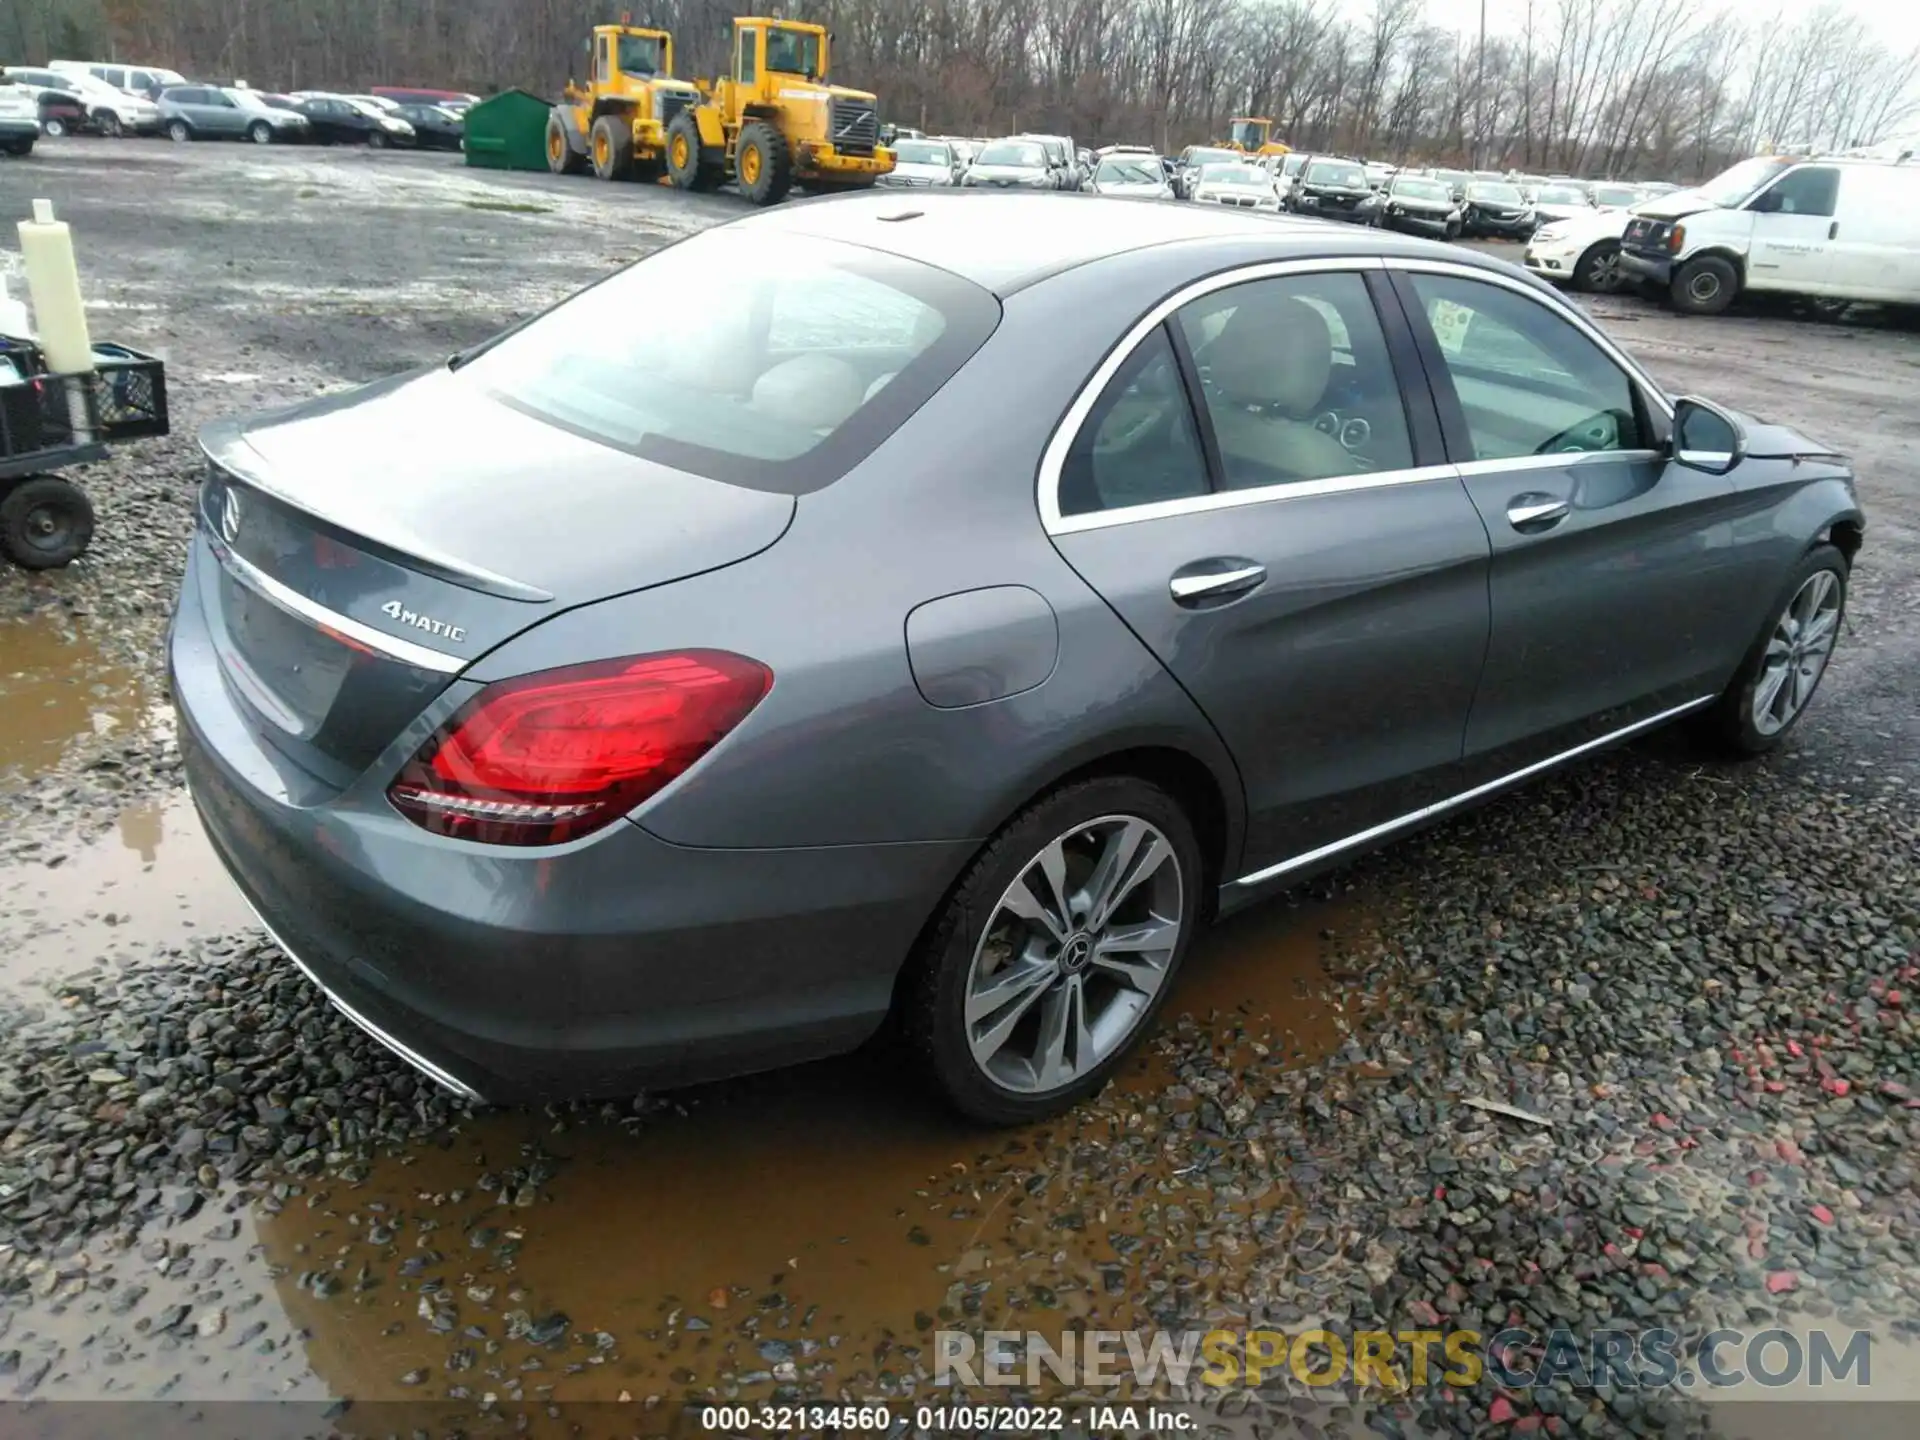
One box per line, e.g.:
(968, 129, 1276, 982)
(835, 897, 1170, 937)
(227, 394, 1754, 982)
(1017, 133, 1083, 190)
(1528, 181, 1594, 227)
(1619, 154, 1920, 315)
(1285, 157, 1385, 224)
(293, 94, 415, 147)
(1587, 182, 1646, 210)
(1, 73, 90, 137)
(170, 192, 1865, 1122)
(345, 93, 405, 115)
(1459, 180, 1537, 238)
(0, 85, 39, 155)
(371, 86, 480, 111)
(879, 137, 963, 187)
(51, 60, 186, 102)
(158, 86, 311, 144)
(1381, 173, 1463, 238)
(1524, 203, 1648, 292)
(962, 138, 1059, 189)
(1363, 160, 1397, 189)
(1426, 167, 1473, 201)
(1174, 145, 1241, 199)
(394, 103, 465, 152)
(1088, 153, 1174, 200)
(7, 66, 159, 135)
(1190, 160, 1280, 210)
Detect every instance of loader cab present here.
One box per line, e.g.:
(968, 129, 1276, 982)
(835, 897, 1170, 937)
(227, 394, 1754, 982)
(735, 18, 828, 94)
(589, 25, 674, 88)
(1228, 118, 1271, 152)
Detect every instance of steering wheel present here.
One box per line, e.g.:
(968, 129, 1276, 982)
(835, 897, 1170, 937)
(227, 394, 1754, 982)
(1534, 412, 1620, 455)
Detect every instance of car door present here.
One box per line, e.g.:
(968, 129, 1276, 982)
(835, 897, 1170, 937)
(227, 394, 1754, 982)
(1388, 263, 1756, 773)
(1044, 261, 1492, 879)
(1822, 167, 1919, 301)
(1742, 163, 1840, 295)
(208, 90, 246, 136)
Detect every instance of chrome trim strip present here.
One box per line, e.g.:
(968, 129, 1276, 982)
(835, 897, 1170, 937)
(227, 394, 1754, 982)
(1378, 256, 1676, 418)
(1037, 256, 1387, 534)
(1050, 463, 1460, 534)
(1230, 694, 1716, 890)
(214, 541, 468, 675)
(1453, 448, 1665, 478)
(236, 892, 487, 1102)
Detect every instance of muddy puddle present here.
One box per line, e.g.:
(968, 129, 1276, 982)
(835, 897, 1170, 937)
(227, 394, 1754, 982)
(16, 897, 1400, 1415)
(0, 610, 154, 779)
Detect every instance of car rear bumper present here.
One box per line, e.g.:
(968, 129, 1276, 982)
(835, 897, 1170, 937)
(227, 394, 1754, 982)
(0, 118, 40, 139)
(1619, 250, 1674, 285)
(169, 539, 970, 1103)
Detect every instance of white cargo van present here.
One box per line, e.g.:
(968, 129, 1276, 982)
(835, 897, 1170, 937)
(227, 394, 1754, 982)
(51, 60, 187, 102)
(1617, 154, 1920, 314)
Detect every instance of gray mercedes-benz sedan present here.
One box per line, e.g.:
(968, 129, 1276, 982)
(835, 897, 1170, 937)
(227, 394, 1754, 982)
(170, 193, 1865, 1123)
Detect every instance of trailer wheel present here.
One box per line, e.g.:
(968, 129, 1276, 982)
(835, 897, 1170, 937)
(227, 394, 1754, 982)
(590, 115, 634, 181)
(1, 476, 96, 570)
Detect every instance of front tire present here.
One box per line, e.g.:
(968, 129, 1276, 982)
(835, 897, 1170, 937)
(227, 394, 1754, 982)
(1, 477, 96, 570)
(665, 111, 719, 192)
(1572, 240, 1623, 293)
(589, 114, 633, 181)
(248, 121, 274, 145)
(1694, 545, 1848, 756)
(99, 113, 124, 138)
(1672, 255, 1738, 316)
(735, 119, 791, 205)
(368, 130, 387, 149)
(43, 117, 68, 138)
(167, 119, 191, 143)
(901, 776, 1204, 1124)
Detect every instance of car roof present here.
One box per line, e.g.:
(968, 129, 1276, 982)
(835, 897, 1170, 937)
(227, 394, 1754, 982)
(727, 190, 1513, 296)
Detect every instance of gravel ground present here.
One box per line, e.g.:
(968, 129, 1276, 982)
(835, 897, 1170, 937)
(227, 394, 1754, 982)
(0, 140, 1915, 1434)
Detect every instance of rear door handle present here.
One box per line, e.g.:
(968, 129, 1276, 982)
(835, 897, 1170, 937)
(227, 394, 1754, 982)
(1507, 494, 1571, 532)
(1828, 221, 1839, 240)
(1170, 561, 1267, 604)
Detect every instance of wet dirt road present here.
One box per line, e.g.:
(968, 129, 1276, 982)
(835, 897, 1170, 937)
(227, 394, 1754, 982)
(1, 141, 1916, 1434)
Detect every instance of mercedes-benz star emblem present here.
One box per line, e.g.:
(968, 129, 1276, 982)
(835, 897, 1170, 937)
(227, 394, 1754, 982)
(219, 488, 243, 546)
(1061, 933, 1094, 974)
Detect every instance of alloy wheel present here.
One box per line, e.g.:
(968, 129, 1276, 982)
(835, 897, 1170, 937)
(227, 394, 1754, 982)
(1753, 569, 1841, 736)
(963, 815, 1185, 1094)
(1591, 249, 1621, 290)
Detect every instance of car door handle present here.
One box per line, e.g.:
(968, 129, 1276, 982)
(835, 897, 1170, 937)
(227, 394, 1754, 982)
(1170, 562, 1267, 603)
(1506, 494, 1571, 532)
(1828, 221, 1839, 240)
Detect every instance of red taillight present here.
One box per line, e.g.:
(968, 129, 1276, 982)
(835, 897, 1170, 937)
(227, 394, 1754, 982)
(388, 650, 772, 846)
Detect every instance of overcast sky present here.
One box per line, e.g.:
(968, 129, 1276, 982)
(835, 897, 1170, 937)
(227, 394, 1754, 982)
(1405, 0, 1920, 56)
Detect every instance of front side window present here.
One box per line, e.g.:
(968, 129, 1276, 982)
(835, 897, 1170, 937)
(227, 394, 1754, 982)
(1752, 166, 1839, 217)
(1406, 273, 1647, 461)
(764, 26, 820, 79)
(1058, 328, 1209, 517)
(1175, 272, 1414, 489)
(458, 231, 997, 493)
(736, 29, 756, 84)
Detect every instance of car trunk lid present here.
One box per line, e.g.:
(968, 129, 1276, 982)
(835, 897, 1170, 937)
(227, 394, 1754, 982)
(196, 366, 795, 787)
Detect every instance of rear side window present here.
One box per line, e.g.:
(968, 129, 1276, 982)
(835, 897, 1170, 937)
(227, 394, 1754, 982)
(460, 231, 1000, 494)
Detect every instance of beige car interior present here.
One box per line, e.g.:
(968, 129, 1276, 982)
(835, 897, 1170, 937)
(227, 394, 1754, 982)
(1190, 292, 1360, 485)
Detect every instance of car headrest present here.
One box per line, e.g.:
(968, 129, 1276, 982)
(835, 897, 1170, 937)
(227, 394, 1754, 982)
(1203, 293, 1333, 418)
(751, 353, 868, 433)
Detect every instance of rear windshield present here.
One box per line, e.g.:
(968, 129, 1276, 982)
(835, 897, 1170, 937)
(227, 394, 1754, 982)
(457, 231, 1000, 494)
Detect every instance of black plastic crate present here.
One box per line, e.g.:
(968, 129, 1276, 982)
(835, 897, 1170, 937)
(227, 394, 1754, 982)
(88, 344, 169, 441)
(0, 373, 76, 460)
(0, 335, 47, 383)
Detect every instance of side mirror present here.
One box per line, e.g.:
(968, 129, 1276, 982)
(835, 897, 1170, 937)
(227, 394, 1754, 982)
(1671, 395, 1745, 474)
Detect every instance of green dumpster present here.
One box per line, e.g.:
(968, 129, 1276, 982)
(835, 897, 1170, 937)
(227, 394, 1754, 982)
(463, 88, 554, 172)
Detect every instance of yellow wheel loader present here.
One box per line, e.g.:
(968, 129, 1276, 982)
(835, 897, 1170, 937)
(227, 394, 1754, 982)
(1223, 117, 1293, 158)
(546, 21, 703, 181)
(664, 16, 893, 206)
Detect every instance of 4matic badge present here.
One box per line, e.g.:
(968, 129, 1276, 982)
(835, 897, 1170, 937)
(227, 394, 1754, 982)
(379, 600, 466, 643)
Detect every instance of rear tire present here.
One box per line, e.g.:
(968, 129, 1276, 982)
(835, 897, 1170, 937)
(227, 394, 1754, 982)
(665, 111, 719, 192)
(1671, 255, 1738, 316)
(735, 119, 791, 205)
(167, 119, 191, 143)
(1693, 544, 1848, 757)
(900, 775, 1204, 1125)
(545, 112, 585, 174)
(2, 138, 31, 157)
(1, 477, 96, 570)
(589, 114, 634, 181)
